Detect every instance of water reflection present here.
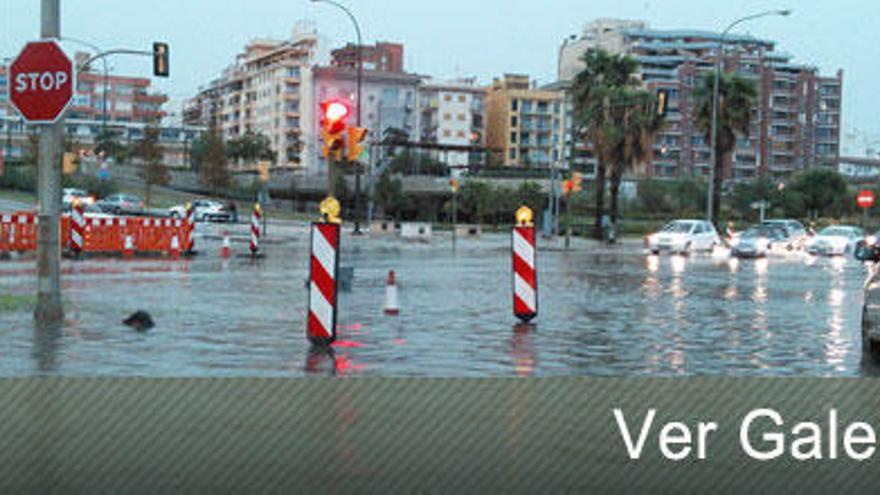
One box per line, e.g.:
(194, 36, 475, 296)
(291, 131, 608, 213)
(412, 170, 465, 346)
(33, 319, 63, 374)
(510, 323, 536, 377)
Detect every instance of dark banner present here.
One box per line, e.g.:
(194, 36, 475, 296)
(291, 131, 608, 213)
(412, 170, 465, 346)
(2, 378, 879, 493)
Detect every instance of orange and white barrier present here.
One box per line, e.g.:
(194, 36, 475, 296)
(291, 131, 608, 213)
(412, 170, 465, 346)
(1, 212, 188, 257)
(512, 207, 538, 323)
(307, 222, 340, 346)
(71, 201, 85, 255)
(220, 232, 232, 259)
(250, 204, 261, 257)
(185, 203, 195, 254)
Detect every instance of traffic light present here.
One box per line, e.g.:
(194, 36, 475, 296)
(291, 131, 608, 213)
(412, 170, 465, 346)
(320, 99, 350, 161)
(346, 127, 368, 162)
(153, 42, 169, 78)
(656, 89, 669, 117)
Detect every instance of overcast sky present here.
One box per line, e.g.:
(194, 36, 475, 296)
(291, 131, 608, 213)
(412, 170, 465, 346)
(2, 0, 877, 154)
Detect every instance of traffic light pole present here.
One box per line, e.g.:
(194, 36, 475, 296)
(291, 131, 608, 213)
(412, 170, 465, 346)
(35, 0, 64, 323)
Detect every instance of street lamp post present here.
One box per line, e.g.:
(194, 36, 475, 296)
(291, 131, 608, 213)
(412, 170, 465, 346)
(311, 0, 364, 235)
(707, 9, 791, 225)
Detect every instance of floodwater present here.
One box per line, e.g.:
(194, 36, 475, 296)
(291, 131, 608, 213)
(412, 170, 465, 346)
(0, 227, 874, 377)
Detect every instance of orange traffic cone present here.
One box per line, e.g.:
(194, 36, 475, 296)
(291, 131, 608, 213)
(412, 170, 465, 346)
(384, 270, 400, 315)
(220, 232, 232, 259)
(169, 235, 181, 259)
(123, 235, 135, 258)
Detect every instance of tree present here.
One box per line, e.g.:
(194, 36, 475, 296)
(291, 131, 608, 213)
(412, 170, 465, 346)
(572, 49, 642, 239)
(200, 128, 231, 196)
(136, 126, 169, 207)
(603, 89, 664, 225)
(787, 169, 849, 219)
(695, 71, 758, 227)
(227, 131, 276, 166)
(374, 169, 403, 219)
(458, 181, 495, 224)
(188, 134, 207, 172)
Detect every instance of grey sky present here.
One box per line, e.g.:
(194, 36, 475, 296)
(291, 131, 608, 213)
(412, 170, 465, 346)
(3, 0, 877, 154)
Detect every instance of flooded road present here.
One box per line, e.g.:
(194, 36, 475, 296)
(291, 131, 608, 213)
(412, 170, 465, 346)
(0, 228, 873, 377)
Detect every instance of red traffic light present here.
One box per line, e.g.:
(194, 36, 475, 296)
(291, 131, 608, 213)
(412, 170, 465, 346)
(320, 99, 351, 134)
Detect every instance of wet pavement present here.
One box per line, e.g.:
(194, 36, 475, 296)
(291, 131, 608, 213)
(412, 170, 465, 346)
(0, 227, 874, 377)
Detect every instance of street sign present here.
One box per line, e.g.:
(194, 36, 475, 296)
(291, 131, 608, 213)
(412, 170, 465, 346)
(8, 40, 74, 123)
(857, 190, 876, 209)
(750, 200, 771, 210)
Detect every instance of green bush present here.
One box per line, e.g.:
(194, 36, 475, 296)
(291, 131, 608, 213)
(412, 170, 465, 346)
(62, 174, 118, 199)
(0, 165, 38, 192)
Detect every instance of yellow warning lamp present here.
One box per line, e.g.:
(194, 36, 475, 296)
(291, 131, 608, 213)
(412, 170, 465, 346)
(515, 205, 533, 227)
(254, 203, 262, 216)
(319, 196, 342, 224)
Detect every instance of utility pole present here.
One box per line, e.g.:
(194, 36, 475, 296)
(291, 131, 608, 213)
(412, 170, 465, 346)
(34, 0, 64, 323)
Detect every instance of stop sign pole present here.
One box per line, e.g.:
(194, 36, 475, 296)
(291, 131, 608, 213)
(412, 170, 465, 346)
(857, 190, 876, 229)
(34, 0, 65, 323)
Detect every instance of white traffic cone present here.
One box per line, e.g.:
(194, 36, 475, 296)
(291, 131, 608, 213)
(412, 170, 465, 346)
(384, 270, 400, 315)
(123, 235, 135, 258)
(220, 231, 232, 259)
(169, 235, 181, 259)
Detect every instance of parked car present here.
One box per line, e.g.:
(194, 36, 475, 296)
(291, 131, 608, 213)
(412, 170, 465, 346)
(647, 220, 721, 255)
(806, 225, 865, 256)
(97, 193, 144, 215)
(731, 225, 790, 258)
(62, 188, 95, 207)
(169, 199, 232, 223)
(761, 219, 808, 250)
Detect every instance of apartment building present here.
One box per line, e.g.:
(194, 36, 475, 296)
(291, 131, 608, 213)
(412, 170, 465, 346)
(485, 74, 566, 168)
(1, 53, 167, 125)
(557, 19, 843, 181)
(418, 78, 486, 170)
(331, 42, 404, 73)
(183, 23, 328, 170)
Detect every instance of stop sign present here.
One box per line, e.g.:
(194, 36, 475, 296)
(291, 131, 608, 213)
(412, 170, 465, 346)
(857, 190, 876, 209)
(8, 40, 74, 123)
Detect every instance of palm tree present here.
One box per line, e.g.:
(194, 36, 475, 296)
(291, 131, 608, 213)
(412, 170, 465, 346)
(604, 89, 664, 225)
(695, 71, 758, 226)
(571, 49, 641, 239)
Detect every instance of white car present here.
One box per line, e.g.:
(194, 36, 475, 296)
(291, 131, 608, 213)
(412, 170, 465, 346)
(806, 226, 865, 256)
(169, 199, 232, 223)
(62, 188, 95, 207)
(648, 220, 721, 255)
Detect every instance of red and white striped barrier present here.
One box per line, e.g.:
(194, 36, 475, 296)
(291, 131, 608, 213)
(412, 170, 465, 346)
(185, 203, 195, 254)
(512, 224, 538, 323)
(250, 204, 261, 257)
(384, 270, 400, 315)
(169, 234, 181, 259)
(307, 222, 340, 346)
(71, 201, 85, 255)
(220, 231, 232, 259)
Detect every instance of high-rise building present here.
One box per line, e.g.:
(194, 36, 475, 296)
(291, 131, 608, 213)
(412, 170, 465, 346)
(485, 74, 567, 168)
(183, 22, 328, 170)
(557, 19, 843, 181)
(418, 78, 486, 171)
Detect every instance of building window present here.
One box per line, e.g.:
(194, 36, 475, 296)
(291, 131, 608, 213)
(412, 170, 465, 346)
(511, 116, 518, 127)
(457, 131, 465, 138)
(457, 114, 466, 121)
(509, 149, 516, 160)
(444, 94, 452, 102)
(443, 129, 452, 137)
(511, 100, 518, 111)
(458, 94, 466, 103)
(510, 132, 517, 144)
(443, 113, 451, 120)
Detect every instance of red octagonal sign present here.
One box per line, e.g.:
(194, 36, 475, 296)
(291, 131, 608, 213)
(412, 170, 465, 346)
(8, 40, 74, 123)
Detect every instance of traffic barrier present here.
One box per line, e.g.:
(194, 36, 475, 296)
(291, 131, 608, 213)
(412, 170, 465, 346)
(71, 201, 84, 255)
(1, 212, 188, 256)
(384, 270, 400, 315)
(512, 206, 538, 323)
(185, 202, 195, 254)
(250, 203, 261, 257)
(123, 235, 135, 258)
(0, 212, 38, 252)
(307, 197, 342, 347)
